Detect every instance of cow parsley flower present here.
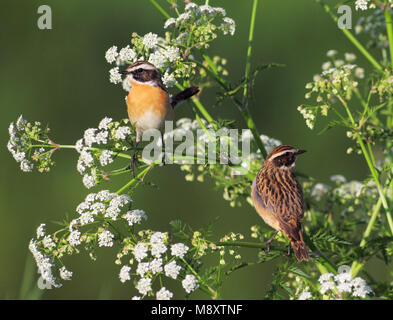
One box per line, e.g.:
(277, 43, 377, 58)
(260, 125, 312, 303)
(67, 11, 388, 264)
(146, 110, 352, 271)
(156, 287, 173, 300)
(148, 51, 166, 68)
(164, 18, 176, 29)
(142, 32, 159, 49)
(67, 230, 81, 246)
(298, 291, 312, 300)
(43, 235, 56, 249)
(99, 150, 114, 166)
(98, 117, 112, 130)
(59, 266, 73, 281)
(20, 159, 34, 172)
(344, 53, 357, 62)
(311, 183, 329, 201)
(352, 277, 372, 298)
(182, 274, 199, 293)
(136, 262, 150, 277)
(134, 242, 148, 262)
(150, 258, 163, 274)
(164, 260, 181, 279)
(83, 128, 97, 147)
(118, 45, 136, 62)
(221, 17, 236, 36)
(123, 210, 147, 226)
(119, 265, 131, 283)
(171, 243, 189, 259)
(137, 277, 152, 295)
(29, 240, 61, 288)
(105, 45, 118, 63)
(162, 46, 180, 62)
(355, 0, 369, 11)
(36, 224, 46, 238)
(330, 174, 346, 185)
(162, 71, 177, 88)
(98, 230, 114, 247)
(109, 67, 122, 84)
(114, 126, 131, 140)
(83, 173, 96, 189)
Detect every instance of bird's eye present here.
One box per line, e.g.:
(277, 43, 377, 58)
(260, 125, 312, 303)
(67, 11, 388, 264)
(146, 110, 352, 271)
(137, 68, 143, 73)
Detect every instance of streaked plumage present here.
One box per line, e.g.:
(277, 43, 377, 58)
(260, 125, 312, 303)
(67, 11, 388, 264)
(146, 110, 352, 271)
(251, 144, 310, 262)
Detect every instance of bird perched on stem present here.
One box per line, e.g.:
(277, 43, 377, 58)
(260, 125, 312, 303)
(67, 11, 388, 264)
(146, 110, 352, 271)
(251, 144, 310, 262)
(120, 61, 199, 170)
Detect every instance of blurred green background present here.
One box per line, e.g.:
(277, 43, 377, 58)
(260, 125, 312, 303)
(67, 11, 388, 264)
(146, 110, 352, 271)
(1, 0, 391, 299)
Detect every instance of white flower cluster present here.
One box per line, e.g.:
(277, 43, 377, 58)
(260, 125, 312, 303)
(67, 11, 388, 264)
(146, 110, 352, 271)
(333, 180, 363, 199)
(355, 0, 369, 11)
(297, 106, 316, 130)
(303, 51, 364, 110)
(123, 209, 147, 227)
(70, 190, 132, 234)
(106, 2, 236, 91)
(117, 229, 195, 299)
(29, 239, 62, 288)
(7, 115, 35, 172)
(319, 265, 373, 298)
(311, 183, 329, 201)
(164, 2, 235, 36)
(98, 230, 115, 247)
(105, 45, 137, 65)
(105, 33, 180, 89)
(75, 117, 132, 189)
(182, 274, 199, 293)
(30, 225, 73, 288)
(310, 174, 380, 204)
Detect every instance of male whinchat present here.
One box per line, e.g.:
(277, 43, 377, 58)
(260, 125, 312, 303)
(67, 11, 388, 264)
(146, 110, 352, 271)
(120, 61, 199, 143)
(251, 144, 310, 262)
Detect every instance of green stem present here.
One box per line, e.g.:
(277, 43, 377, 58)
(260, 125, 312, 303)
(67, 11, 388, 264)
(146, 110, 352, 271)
(149, 0, 171, 19)
(338, 96, 393, 236)
(115, 164, 152, 194)
(217, 240, 287, 252)
(243, 0, 258, 102)
(176, 83, 216, 129)
(181, 258, 218, 299)
(384, 7, 393, 69)
(320, 0, 383, 72)
(350, 197, 383, 277)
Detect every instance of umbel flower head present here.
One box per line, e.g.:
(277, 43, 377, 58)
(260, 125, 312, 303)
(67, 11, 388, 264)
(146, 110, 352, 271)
(105, 1, 236, 91)
(7, 115, 55, 173)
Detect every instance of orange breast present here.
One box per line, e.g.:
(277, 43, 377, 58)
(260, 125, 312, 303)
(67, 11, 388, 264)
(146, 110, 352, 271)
(126, 81, 172, 131)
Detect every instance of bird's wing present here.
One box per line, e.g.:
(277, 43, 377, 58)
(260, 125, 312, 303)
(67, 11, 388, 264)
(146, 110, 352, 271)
(254, 169, 304, 239)
(170, 86, 199, 108)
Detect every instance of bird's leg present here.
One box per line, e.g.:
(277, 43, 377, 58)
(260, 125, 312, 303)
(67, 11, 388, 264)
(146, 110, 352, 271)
(264, 231, 278, 253)
(130, 132, 140, 177)
(286, 244, 291, 257)
(161, 132, 166, 166)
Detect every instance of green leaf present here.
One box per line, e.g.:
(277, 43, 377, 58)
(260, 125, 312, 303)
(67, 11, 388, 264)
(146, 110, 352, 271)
(280, 282, 294, 297)
(288, 266, 310, 279)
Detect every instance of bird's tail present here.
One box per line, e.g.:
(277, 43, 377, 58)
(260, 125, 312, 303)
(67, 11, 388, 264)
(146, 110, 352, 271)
(170, 86, 200, 108)
(289, 229, 310, 262)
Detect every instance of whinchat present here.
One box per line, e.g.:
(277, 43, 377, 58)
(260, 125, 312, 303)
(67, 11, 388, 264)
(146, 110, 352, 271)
(251, 144, 310, 262)
(120, 61, 199, 143)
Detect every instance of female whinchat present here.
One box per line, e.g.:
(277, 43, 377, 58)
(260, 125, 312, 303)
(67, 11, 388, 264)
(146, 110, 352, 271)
(251, 144, 310, 262)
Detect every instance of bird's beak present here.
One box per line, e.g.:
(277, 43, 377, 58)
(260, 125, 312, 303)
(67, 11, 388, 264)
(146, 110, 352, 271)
(296, 149, 307, 155)
(119, 69, 132, 75)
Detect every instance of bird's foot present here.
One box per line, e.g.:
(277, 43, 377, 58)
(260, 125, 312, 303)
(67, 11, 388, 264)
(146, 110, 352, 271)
(286, 244, 291, 257)
(130, 152, 138, 177)
(263, 231, 278, 254)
